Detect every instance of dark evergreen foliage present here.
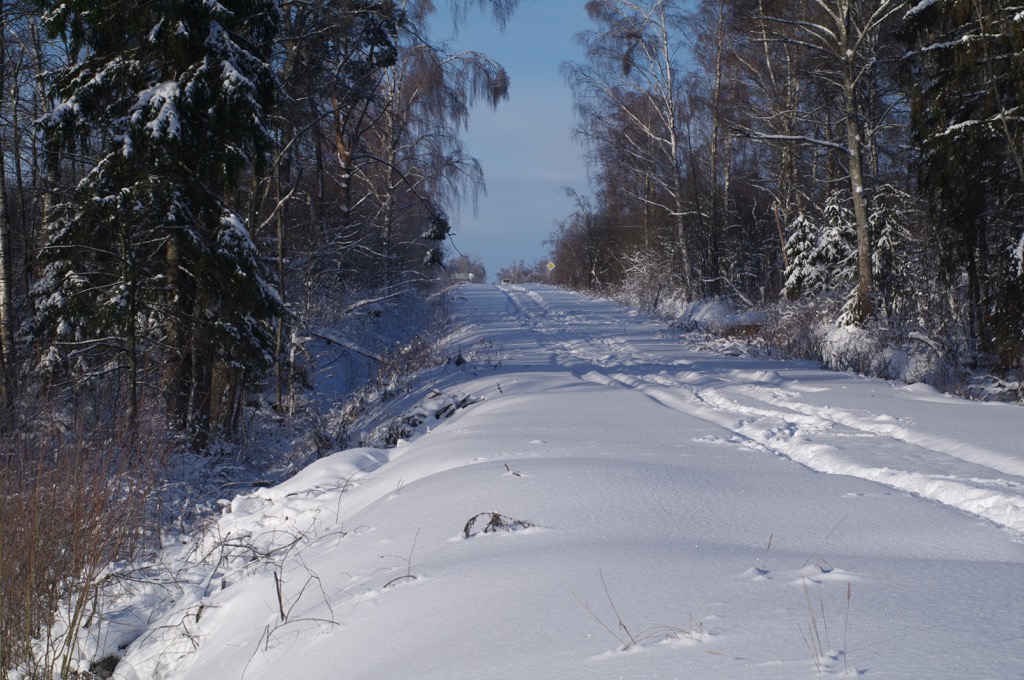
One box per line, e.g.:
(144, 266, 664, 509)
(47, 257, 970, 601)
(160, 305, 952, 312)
(6, 0, 517, 445)
(902, 0, 1024, 367)
(33, 0, 282, 437)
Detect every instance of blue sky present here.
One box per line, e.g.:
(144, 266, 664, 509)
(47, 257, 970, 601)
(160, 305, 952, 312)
(431, 1, 592, 280)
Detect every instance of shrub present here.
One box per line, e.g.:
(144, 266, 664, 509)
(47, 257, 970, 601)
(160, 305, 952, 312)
(0, 412, 166, 678)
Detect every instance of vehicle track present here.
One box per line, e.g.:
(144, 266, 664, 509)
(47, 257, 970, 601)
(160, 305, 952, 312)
(496, 284, 1024, 535)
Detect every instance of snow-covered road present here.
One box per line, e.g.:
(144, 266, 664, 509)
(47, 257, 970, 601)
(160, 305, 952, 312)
(491, 284, 1024, 534)
(94, 284, 1024, 680)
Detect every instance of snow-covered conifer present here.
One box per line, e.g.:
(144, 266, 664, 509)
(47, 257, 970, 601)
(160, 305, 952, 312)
(34, 0, 281, 438)
(783, 193, 858, 301)
(903, 0, 1024, 364)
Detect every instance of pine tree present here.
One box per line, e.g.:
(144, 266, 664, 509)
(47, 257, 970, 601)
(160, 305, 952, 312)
(34, 0, 281, 441)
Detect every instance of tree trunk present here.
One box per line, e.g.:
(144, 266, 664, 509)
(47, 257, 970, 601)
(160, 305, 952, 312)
(844, 55, 873, 322)
(0, 39, 14, 411)
(119, 223, 139, 420)
(706, 1, 728, 292)
(333, 97, 353, 225)
(275, 165, 289, 412)
(0, 3, 17, 414)
(163, 235, 190, 430)
(661, 46, 690, 291)
(0, 153, 15, 415)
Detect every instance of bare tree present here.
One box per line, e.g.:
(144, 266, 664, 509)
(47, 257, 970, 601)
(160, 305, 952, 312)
(258, 0, 514, 410)
(737, 0, 903, 321)
(551, 187, 623, 289)
(0, 0, 43, 415)
(566, 0, 697, 293)
(359, 11, 508, 287)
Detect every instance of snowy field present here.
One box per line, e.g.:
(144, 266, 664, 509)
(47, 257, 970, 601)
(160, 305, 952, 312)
(74, 284, 1023, 679)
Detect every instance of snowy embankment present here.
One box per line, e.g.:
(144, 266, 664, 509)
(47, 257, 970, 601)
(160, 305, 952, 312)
(69, 285, 1022, 679)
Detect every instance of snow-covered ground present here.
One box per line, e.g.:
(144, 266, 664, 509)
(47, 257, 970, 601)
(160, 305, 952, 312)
(65, 284, 1023, 679)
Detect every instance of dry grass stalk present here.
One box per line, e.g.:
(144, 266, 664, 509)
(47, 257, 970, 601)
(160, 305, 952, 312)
(0, 410, 168, 677)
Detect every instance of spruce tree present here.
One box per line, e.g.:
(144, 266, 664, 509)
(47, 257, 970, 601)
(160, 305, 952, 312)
(34, 0, 281, 441)
(783, 193, 858, 302)
(903, 0, 1024, 367)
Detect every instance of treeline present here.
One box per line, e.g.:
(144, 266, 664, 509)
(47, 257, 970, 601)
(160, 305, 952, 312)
(549, 0, 1023, 380)
(0, 0, 517, 446)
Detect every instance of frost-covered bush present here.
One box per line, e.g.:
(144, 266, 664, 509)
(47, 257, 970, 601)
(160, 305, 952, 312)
(616, 248, 679, 313)
(759, 298, 836, 362)
(819, 324, 907, 379)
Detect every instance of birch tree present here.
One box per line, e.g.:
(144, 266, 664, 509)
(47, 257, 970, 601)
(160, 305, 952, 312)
(262, 0, 515, 409)
(359, 6, 508, 287)
(566, 0, 697, 293)
(739, 0, 903, 322)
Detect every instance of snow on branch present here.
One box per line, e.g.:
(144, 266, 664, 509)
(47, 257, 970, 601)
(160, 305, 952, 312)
(1013, 231, 1024, 278)
(133, 81, 181, 140)
(732, 127, 849, 153)
(905, 0, 940, 19)
(307, 330, 383, 363)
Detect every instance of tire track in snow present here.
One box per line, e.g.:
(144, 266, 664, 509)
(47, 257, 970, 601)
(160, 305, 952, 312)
(736, 386, 1024, 477)
(585, 370, 1024, 534)
(497, 287, 1024, 536)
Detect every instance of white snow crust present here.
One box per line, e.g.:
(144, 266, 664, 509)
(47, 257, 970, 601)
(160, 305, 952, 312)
(70, 284, 1024, 680)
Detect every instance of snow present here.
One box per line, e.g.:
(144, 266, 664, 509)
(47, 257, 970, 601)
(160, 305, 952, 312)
(904, 0, 940, 19)
(1014, 230, 1024, 278)
(217, 211, 258, 258)
(218, 58, 256, 96)
(54, 284, 1024, 679)
(133, 81, 181, 139)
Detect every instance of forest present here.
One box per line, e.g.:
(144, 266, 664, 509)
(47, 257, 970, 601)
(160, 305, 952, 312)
(0, 0, 1021, 676)
(0, 0, 516, 675)
(0, 0, 523, 444)
(537, 0, 1023, 395)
